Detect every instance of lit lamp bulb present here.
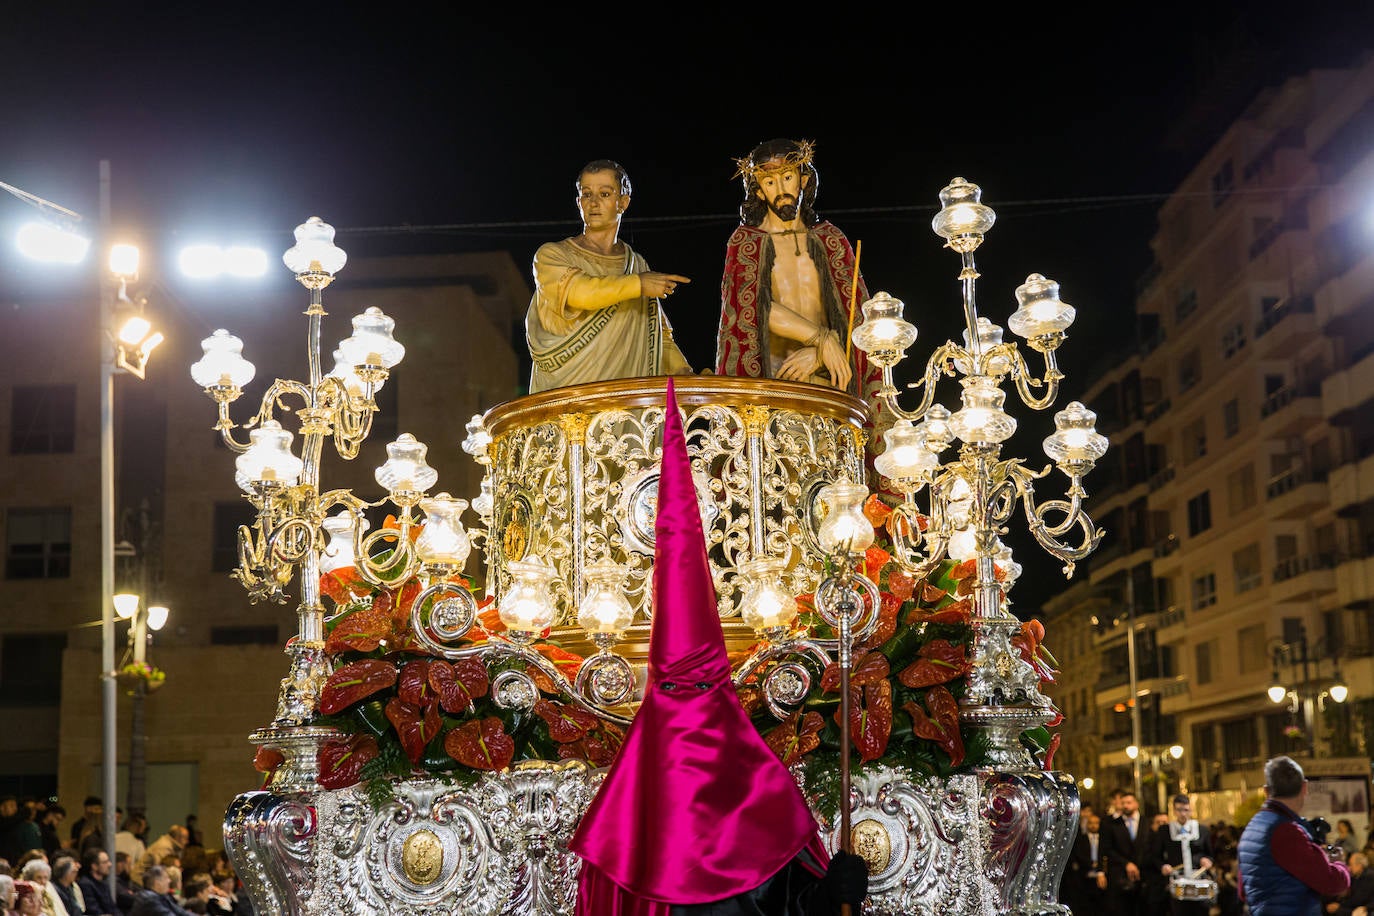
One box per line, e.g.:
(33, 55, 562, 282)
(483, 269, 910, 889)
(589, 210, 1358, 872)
(114, 593, 140, 620)
(1125, 745, 1140, 760)
(738, 557, 796, 636)
(1331, 670, 1349, 704)
(874, 420, 938, 493)
(339, 307, 405, 381)
(236, 420, 303, 489)
(415, 494, 472, 572)
(328, 348, 382, 398)
(190, 329, 256, 392)
(850, 291, 918, 368)
(1082, 776, 1095, 791)
(1043, 402, 1108, 471)
(146, 606, 169, 631)
(931, 177, 996, 249)
(1008, 273, 1076, 341)
(919, 404, 954, 455)
(816, 477, 874, 556)
(108, 244, 140, 278)
(499, 557, 557, 639)
(1169, 744, 1185, 760)
(375, 433, 438, 504)
(319, 511, 367, 575)
(949, 376, 1017, 444)
(1268, 682, 1289, 704)
(577, 560, 634, 639)
(282, 216, 347, 278)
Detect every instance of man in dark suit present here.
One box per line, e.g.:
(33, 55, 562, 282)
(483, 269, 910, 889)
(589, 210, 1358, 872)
(1152, 794, 1215, 915)
(1102, 790, 1151, 916)
(1061, 811, 1109, 913)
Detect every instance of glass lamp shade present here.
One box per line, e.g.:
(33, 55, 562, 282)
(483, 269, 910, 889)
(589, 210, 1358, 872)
(1169, 745, 1185, 760)
(738, 557, 796, 633)
(947, 526, 979, 561)
(1330, 681, 1349, 703)
(499, 557, 557, 633)
(577, 560, 634, 636)
(328, 348, 383, 397)
(190, 329, 256, 388)
(816, 477, 875, 555)
(472, 477, 495, 521)
(1043, 402, 1108, 463)
(236, 419, 303, 486)
(320, 511, 367, 574)
(1126, 745, 1140, 760)
(955, 317, 1011, 376)
(145, 605, 169, 631)
(1008, 273, 1076, 338)
(949, 377, 1017, 444)
(931, 177, 996, 241)
(375, 433, 438, 496)
(282, 216, 347, 276)
(416, 494, 472, 567)
(113, 593, 139, 619)
(874, 420, 939, 484)
(339, 307, 405, 369)
(462, 414, 492, 460)
(108, 243, 140, 278)
(1267, 683, 1289, 704)
(850, 291, 918, 359)
(918, 404, 954, 454)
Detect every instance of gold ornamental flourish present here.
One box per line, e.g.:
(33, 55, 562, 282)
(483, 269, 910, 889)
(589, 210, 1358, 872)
(740, 404, 771, 436)
(558, 412, 590, 446)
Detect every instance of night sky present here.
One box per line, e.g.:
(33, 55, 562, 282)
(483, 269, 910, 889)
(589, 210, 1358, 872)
(4, 3, 1373, 613)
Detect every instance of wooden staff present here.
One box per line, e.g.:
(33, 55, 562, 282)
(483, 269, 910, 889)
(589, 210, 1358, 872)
(844, 240, 863, 362)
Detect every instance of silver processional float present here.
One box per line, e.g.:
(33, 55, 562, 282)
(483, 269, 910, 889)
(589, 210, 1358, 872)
(193, 177, 1106, 915)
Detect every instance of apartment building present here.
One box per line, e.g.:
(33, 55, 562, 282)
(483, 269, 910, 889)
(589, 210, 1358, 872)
(0, 249, 529, 837)
(1045, 54, 1374, 818)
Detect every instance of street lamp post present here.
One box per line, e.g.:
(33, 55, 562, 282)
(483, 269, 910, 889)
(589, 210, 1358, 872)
(1267, 624, 1347, 757)
(1127, 742, 1185, 814)
(113, 593, 169, 817)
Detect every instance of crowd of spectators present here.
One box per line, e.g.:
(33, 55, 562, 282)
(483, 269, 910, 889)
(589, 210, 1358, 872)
(0, 796, 254, 916)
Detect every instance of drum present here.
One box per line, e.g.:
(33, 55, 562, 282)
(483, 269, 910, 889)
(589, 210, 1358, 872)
(1169, 875, 1219, 902)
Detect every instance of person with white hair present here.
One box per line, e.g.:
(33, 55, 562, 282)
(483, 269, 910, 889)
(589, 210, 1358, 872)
(18, 859, 67, 916)
(0, 874, 16, 915)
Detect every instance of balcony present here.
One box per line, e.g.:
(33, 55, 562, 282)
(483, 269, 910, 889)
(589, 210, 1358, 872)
(1264, 467, 1329, 518)
(1258, 385, 1323, 439)
(1148, 464, 1176, 493)
(1315, 248, 1374, 333)
(1254, 296, 1318, 356)
(1323, 348, 1374, 426)
(1269, 553, 1339, 604)
(1328, 453, 1374, 516)
(1144, 398, 1172, 424)
(1153, 534, 1181, 558)
(1335, 551, 1374, 609)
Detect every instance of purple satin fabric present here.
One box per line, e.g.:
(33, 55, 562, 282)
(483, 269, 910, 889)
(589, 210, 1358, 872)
(570, 378, 821, 907)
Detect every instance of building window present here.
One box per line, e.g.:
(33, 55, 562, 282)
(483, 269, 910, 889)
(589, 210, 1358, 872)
(1237, 623, 1268, 673)
(1233, 543, 1262, 593)
(5, 508, 72, 579)
(1211, 161, 1235, 206)
(212, 501, 258, 573)
(1227, 464, 1257, 514)
(1187, 491, 1212, 536)
(10, 385, 76, 454)
(1222, 320, 1247, 358)
(1191, 571, 1217, 610)
(1195, 639, 1216, 685)
(1178, 348, 1201, 392)
(0, 633, 66, 706)
(1221, 717, 1259, 769)
(1183, 417, 1207, 463)
(1175, 290, 1199, 324)
(1223, 399, 1241, 438)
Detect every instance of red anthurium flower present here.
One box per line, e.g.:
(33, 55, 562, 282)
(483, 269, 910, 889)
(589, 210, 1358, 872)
(325, 608, 393, 655)
(905, 597, 972, 627)
(253, 746, 284, 776)
(920, 581, 950, 605)
(765, 710, 826, 767)
(557, 721, 626, 768)
(886, 568, 917, 603)
(1011, 619, 1058, 683)
(1043, 732, 1061, 771)
(317, 733, 380, 790)
(428, 658, 490, 714)
(397, 659, 437, 708)
(821, 649, 891, 693)
(863, 545, 892, 582)
(444, 716, 515, 771)
(903, 685, 965, 766)
(897, 639, 971, 688)
(862, 493, 893, 530)
(320, 567, 368, 604)
(385, 696, 442, 764)
(318, 659, 398, 714)
(859, 592, 902, 648)
(833, 679, 893, 763)
(533, 698, 599, 743)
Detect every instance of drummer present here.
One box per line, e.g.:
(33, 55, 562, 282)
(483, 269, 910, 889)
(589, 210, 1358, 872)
(1153, 794, 1216, 915)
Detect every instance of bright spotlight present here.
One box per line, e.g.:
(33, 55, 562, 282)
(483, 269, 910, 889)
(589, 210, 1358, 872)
(179, 244, 224, 278)
(108, 243, 140, 278)
(17, 221, 91, 264)
(117, 315, 153, 347)
(224, 245, 268, 278)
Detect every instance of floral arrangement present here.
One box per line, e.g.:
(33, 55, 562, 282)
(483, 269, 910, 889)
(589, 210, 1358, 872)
(280, 504, 1061, 811)
(119, 660, 167, 685)
(1283, 723, 1306, 740)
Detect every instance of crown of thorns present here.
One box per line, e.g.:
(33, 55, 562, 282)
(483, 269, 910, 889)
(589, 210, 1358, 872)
(732, 139, 816, 181)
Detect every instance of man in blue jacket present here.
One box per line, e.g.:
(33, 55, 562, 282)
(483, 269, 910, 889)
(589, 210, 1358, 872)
(1238, 755, 1350, 915)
